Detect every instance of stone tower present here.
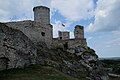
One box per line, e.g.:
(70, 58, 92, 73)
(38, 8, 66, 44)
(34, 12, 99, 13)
(74, 25, 84, 39)
(58, 31, 70, 40)
(33, 6, 50, 25)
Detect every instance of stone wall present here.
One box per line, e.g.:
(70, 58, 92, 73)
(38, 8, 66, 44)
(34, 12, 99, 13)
(4, 6, 53, 48)
(0, 23, 37, 70)
(5, 20, 53, 48)
(33, 6, 50, 25)
(74, 25, 84, 39)
(58, 31, 70, 40)
(3, 6, 86, 50)
(52, 25, 87, 50)
(52, 38, 87, 49)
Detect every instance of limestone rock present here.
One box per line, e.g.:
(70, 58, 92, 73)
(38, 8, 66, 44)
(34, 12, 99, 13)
(0, 23, 37, 70)
(37, 46, 109, 80)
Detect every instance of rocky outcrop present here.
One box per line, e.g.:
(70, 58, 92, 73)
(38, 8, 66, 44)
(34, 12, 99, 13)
(37, 46, 109, 80)
(0, 23, 37, 70)
(0, 23, 109, 79)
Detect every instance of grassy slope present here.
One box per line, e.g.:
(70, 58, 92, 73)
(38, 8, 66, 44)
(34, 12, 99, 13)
(0, 65, 80, 80)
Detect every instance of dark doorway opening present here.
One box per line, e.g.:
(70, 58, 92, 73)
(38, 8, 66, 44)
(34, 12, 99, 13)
(60, 37, 62, 40)
(64, 42, 68, 49)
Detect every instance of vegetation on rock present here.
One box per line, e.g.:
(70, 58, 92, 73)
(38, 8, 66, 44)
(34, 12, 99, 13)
(0, 65, 81, 80)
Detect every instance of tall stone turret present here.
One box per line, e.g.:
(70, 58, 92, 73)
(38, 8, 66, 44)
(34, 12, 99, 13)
(33, 6, 50, 25)
(74, 25, 84, 39)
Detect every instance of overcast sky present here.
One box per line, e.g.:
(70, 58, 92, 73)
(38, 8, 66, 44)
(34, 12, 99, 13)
(0, 0, 120, 58)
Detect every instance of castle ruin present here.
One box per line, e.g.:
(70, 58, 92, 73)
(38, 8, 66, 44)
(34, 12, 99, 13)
(0, 6, 110, 79)
(4, 6, 87, 49)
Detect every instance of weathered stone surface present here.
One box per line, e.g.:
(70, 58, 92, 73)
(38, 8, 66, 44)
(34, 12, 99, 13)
(5, 21, 53, 48)
(37, 46, 109, 80)
(0, 5, 109, 80)
(0, 23, 37, 70)
(0, 22, 108, 79)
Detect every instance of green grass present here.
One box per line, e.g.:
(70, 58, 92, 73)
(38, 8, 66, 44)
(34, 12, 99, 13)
(0, 65, 79, 80)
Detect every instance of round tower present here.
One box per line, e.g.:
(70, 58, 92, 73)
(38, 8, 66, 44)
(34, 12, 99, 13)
(74, 25, 84, 39)
(33, 6, 50, 25)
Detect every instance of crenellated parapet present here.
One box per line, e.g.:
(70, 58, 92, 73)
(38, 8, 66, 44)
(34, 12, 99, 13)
(1, 6, 87, 49)
(52, 25, 87, 49)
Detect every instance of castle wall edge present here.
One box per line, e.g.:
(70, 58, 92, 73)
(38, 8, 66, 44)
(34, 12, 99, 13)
(5, 20, 53, 48)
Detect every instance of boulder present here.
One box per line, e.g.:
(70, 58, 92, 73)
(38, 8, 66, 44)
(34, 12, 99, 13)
(0, 23, 37, 70)
(37, 46, 109, 80)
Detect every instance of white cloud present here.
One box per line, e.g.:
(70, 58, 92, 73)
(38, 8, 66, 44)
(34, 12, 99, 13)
(0, 0, 95, 22)
(87, 37, 93, 40)
(0, 0, 35, 22)
(0, 0, 120, 57)
(51, 0, 95, 21)
(85, 23, 94, 32)
(87, 0, 120, 32)
(52, 20, 74, 38)
(106, 37, 120, 47)
(112, 30, 120, 36)
(85, 0, 120, 57)
(52, 20, 65, 38)
(1, 0, 91, 38)
(34, 0, 52, 7)
(106, 45, 111, 48)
